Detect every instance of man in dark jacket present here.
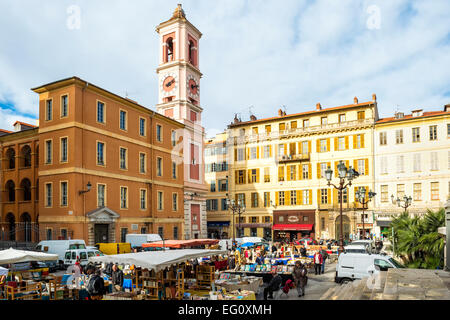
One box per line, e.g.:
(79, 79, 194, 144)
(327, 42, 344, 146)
(111, 264, 124, 292)
(87, 269, 105, 300)
(263, 269, 282, 300)
(320, 248, 329, 274)
(292, 262, 307, 297)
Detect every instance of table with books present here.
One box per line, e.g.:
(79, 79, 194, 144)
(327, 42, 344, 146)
(215, 272, 262, 293)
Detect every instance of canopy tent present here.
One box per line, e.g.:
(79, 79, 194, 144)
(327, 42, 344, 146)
(88, 249, 226, 272)
(141, 239, 219, 249)
(0, 248, 58, 265)
(0, 266, 8, 276)
(240, 242, 256, 248)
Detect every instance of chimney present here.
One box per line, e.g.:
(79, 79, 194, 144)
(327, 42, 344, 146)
(316, 103, 322, 111)
(278, 109, 284, 117)
(372, 94, 377, 102)
(354, 97, 359, 104)
(395, 112, 405, 119)
(250, 115, 257, 121)
(412, 109, 423, 117)
(445, 104, 450, 112)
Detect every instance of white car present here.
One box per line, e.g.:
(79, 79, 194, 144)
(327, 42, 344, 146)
(349, 240, 376, 252)
(335, 252, 404, 284)
(64, 249, 103, 268)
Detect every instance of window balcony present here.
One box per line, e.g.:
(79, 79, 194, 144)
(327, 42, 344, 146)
(278, 153, 310, 163)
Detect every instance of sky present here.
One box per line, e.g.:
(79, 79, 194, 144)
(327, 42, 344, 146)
(0, 0, 449, 138)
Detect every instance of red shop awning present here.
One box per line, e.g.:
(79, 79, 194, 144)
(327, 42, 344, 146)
(272, 224, 313, 231)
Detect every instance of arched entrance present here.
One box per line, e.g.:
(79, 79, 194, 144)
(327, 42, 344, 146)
(335, 215, 351, 241)
(21, 145, 32, 168)
(20, 178, 32, 201)
(5, 180, 15, 202)
(6, 213, 15, 241)
(20, 212, 32, 242)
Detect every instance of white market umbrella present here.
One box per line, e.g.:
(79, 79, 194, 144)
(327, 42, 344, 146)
(0, 266, 8, 276)
(0, 247, 58, 264)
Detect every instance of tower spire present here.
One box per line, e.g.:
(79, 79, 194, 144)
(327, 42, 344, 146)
(172, 4, 186, 19)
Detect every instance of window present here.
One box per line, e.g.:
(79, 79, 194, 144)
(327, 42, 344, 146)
(264, 192, 270, 207)
(237, 193, 246, 207)
(172, 193, 178, 211)
(61, 229, 68, 240)
(302, 190, 310, 205)
(429, 125, 437, 141)
(157, 191, 163, 210)
(278, 144, 285, 157)
(97, 101, 105, 123)
(251, 193, 259, 208)
(46, 99, 52, 121)
(45, 183, 52, 207)
(190, 110, 197, 122)
(303, 216, 309, 222)
(289, 165, 296, 180)
(210, 180, 216, 192)
(263, 145, 271, 158)
(221, 198, 228, 211)
(341, 188, 348, 203)
(119, 110, 127, 130)
(431, 182, 439, 200)
(430, 152, 439, 171)
(358, 159, 366, 175)
(121, 228, 128, 243)
(60, 182, 68, 207)
(250, 147, 257, 159)
(338, 137, 345, 150)
(265, 125, 271, 134)
(412, 127, 420, 142)
(60, 137, 68, 162)
(264, 168, 270, 183)
(302, 164, 309, 179)
(380, 156, 388, 174)
(321, 117, 328, 125)
(321, 218, 325, 229)
(397, 184, 405, 199)
(61, 95, 68, 118)
(320, 189, 328, 204)
(355, 135, 362, 149)
(396, 155, 404, 173)
(396, 130, 403, 144)
(158, 227, 164, 239)
(173, 227, 178, 240)
(237, 148, 244, 161)
(252, 127, 258, 134)
(320, 163, 327, 179)
(320, 139, 327, 152)
(45, 140, 52, 164)
(250, 169, 258, 183)
(218, 179, 228, 192)
(171, 130, 176, 146)
(448, 124, 450, 137)
(303, 119, 309, 127)
(339, 114, 346, 123)
(379, 132, 387, 145)
(381, 185, 388, 202)
(291, 121, 297, 129)
(413, 183, 422, 201)
(301, 141, 309, 154)
(413, 154, 421, 172)
(172, 162, 177, 179)
(140, 189, 147, 210)
(279, 123, 286, 131)
(97, 142, 105, 165)
(278, 191, 285, 206)
(98, 184, 106, 207)
(139, 118, 146, 136)
(119, 148, 127, 170)
(278, 166, 284, 182)
(139, 153, 146, 174)
(120, 187, 128, 209)
(156, 125, 162, 142)
(46, 229, 52, 240)
(290, 190, 297, 205)
(357, 111, 365, 120)
(237, 170, 245, 184)
(157, 157, 162, 176)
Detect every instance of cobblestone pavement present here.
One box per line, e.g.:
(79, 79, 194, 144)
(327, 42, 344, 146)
(256, 262, 339, 300)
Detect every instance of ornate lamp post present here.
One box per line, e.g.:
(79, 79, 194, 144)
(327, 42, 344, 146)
(226, 198, 246, 249)
(355, 187, 376, 240)
(325, 161, 359, 254)
(391, 194, 412, 213)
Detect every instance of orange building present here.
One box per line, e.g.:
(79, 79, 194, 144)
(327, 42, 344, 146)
(1, 77, 185, 245)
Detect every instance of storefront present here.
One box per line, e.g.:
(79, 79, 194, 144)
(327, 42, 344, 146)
(356, 223, 373, 239)
(272, 210, 315, 242)
(207, 221, 230, 239)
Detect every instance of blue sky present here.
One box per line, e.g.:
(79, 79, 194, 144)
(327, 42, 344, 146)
(0, 0, 449, 137)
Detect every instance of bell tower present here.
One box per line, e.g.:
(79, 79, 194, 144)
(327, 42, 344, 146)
(155, 4, 207, 240)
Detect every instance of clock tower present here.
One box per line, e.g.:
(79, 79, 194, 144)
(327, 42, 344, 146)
(156, 4, 207, 240)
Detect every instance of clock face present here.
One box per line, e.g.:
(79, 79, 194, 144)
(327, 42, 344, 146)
(186, 74, 199, 99)
(159, 72, 178, 97)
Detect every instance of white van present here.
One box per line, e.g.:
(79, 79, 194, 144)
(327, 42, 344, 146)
(63, 248, 103, 268)
(349, 240, 376, 252)
(335, 252, 404, 284)
(36, 240, 86, 269)
(344, 245, 369, 254)
(125, 234, 162, 249)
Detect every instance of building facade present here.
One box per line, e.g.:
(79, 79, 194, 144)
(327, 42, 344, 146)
(155, 5, 208, 239)
(374, 105, 450, 237)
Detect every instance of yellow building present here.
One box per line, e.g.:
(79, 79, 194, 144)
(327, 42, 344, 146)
(223, 96, 378, 241)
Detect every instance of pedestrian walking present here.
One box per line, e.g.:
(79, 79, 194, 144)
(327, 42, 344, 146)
(87, 269, 106, 300)
(320, 248, 328, 274)
(313, 251, 323, 275)
(292, 261, 308, 297)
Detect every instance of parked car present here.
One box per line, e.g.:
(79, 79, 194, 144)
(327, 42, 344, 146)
(335, 252, 404, 284)
(349, 240, 377, 253)
(36, 240, 86, 269)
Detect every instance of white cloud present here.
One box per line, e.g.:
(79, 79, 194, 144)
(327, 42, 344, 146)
(0, 0, 449, 132)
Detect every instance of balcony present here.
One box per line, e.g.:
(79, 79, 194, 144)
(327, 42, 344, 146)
(278, 153, 310, 163)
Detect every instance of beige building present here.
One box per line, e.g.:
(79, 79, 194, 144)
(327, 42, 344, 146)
(374, 105, 450, 237)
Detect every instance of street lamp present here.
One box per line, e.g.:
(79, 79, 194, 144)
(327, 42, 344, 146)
(226, 198, 246, 249)
(391, 194, 412, 213)
(325, 161, 359, 254)
(79, 181, 92, 195)
(355, 187, 376, 240)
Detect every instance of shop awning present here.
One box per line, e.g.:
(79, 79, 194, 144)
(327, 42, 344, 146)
(207, 221, 230, 227)
(377, 220, 392, 227)
(272, 224, 313, 231)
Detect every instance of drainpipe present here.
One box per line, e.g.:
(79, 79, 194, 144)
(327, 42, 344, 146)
(82, 81, 89, 244)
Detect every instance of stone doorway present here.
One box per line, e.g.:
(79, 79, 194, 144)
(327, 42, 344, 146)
(94, 224, 109, 244)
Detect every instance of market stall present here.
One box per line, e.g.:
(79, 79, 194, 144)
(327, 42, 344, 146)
(141, 239, 219, 250)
